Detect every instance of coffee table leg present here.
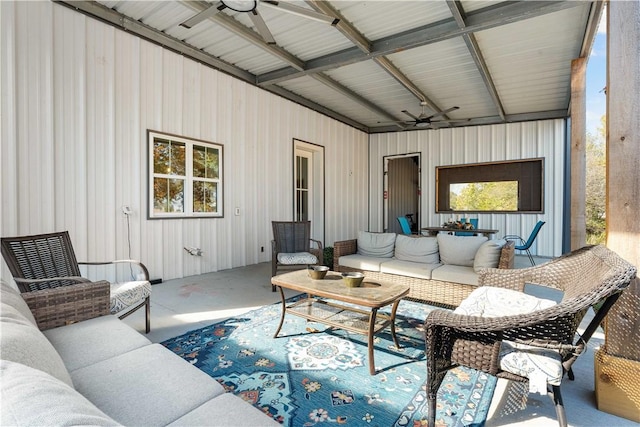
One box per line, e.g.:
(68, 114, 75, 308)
(273, 286, 286, 338)
(389, 300, 402, 349)
(368, 308, 378, 375)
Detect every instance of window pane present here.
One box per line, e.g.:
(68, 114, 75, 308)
(193, 145, 219, 179)
(154, 139, 186, 176)
(193, 181, 217, 213)
(296, 156, 308, 189)
(154, 178, 185, 213)
(450, 181, 518, 211)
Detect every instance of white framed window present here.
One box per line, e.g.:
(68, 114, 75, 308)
(148, 130, 223, 219)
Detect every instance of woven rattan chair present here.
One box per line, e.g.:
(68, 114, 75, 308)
(1, 231, 151, 333)
(424, 245, 636, 427)
(271, 221, 323, 292)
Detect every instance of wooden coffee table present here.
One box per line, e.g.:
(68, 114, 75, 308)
(271, 269, 410, 375)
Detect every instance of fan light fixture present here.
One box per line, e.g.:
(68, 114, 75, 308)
(221, 0, 257, 12)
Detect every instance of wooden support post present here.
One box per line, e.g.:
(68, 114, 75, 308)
(570, 57, 587, 250)
(596, 1, 640, 422)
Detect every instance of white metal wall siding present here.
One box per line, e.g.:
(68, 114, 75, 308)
(369, 120, 566, 258)
(1, 1, 368, 282)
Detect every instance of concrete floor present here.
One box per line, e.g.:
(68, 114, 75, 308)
(121, 256, 637, 427)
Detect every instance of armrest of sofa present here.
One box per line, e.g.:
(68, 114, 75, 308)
(21, 281, 111, 331)
(333, 239, 357, 271)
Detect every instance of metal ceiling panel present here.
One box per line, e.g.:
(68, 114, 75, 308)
(79, 0, 603, 132)
(475, 4, 592, 114)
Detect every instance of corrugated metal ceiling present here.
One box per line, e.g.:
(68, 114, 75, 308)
(63, 0, 603, 133)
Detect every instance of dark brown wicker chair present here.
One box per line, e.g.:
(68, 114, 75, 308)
(424, 245, 637, 427)
(1, 231, 151, 333)
(271, 221, 323, 292)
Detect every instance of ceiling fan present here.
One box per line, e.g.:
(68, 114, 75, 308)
(180, 0, 340, 45)
(380, 103, 469, 128)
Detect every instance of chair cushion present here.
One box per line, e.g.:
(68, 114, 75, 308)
(454, 286, 561, 394)
(0, 360, 120, 426)
(394, 235, 439, 264)
(430, 264, 479, 286)
(277, 252, 318, 265)
(473, 239, 507, 272)
(357, 231, 396, 258)
(437, 234, 487, 266)
(110, 281, 151, 315)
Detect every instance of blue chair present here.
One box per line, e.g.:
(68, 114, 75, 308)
(504, 220, 546, 265)
(455, 218, 479, 236)
(397, 216, 413, 235)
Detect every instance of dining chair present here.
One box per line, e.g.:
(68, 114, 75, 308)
(397, 216, 414, 235)
(271, 221, 323, 291)
(424, 245, 636, 427)
(1, 231, 151, 333)
(504, 220, 545, 265)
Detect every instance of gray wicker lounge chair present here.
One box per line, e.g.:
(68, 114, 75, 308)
(424, 245, 637, 427)
(271, 221, 323, 291)
(1, 231, 151, 333)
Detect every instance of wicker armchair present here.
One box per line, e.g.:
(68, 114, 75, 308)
(1, 231, 151, 333)
(424, 245, 637, 427)
(271, 221, 322, 291)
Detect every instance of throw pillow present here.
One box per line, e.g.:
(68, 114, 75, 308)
(357, 231, 396, 258)
(473, 239, 507, 272)
(436, 234, 487, 266)
(394, 235, 439, 264)
(1, 280, 37, 326)
(454, 286, 557, 317)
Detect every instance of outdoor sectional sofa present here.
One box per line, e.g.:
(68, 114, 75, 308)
(334, 232, 515, 307)
(0, 280, 278, 427)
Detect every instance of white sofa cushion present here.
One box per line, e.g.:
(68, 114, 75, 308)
(394, 235, 439, 264)
(1, 280, 37, 326)
(167, 393, 280, 426)
(431, 265, 479, 286)
(71, 344, 226, 426)
(44, 314, 152, 372)
(437, 234, 487, 266)
(454, 286, 561, 394)
(473, 239, 507, 272)
(338, 254, 386, 272)
(380, 259, 440, 280)
(0, 311, 74, 387)
(0, 360, 120, 426)
(357, 231, 396, 258)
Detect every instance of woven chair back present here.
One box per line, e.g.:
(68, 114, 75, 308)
(272, 221, 312, 253)
(1, 231, 82, 292)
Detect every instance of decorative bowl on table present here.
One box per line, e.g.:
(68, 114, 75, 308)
(308, 265, 330, 280)
(341, 272, 365, 287)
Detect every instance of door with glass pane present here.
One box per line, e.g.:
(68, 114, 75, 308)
(295, 150, 312, 221)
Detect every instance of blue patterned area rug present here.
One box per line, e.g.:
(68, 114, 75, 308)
(161, 296, 496, 426)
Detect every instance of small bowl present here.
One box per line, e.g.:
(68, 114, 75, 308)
(341, 272, 365, 288)
(308, 265, 329, 280)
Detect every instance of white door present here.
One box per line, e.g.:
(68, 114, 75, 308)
(294, 140, 325, 245)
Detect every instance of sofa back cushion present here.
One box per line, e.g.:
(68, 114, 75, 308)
(0, 360, 119, 426)
(437, 234, 487, 267)
(394, 235, 439, 264)
(0, 308, 74, 387)
(1, 281, 37, 326)
(357, 231, 396, 258)
(473, 239, 507, 272)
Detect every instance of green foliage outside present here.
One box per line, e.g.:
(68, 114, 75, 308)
(586, 116, 606, 244)
(451, 181, 518, 211)
(323, 247, 334, 270)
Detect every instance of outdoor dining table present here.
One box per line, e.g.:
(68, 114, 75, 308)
(420, 227, 499, 238)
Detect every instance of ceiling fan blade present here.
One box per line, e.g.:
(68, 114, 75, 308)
(432, 118, 470, 123)
(261, 1, 339, 25)
(180, 4, 225, 29)
(401, 110, 420, 121)
(249, 10, 276, 44)
(426, 106, 460, 120)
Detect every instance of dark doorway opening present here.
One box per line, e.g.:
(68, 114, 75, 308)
(384, 154, 421, 234)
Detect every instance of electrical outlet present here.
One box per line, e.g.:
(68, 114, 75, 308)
(261, 246, 264, 252)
